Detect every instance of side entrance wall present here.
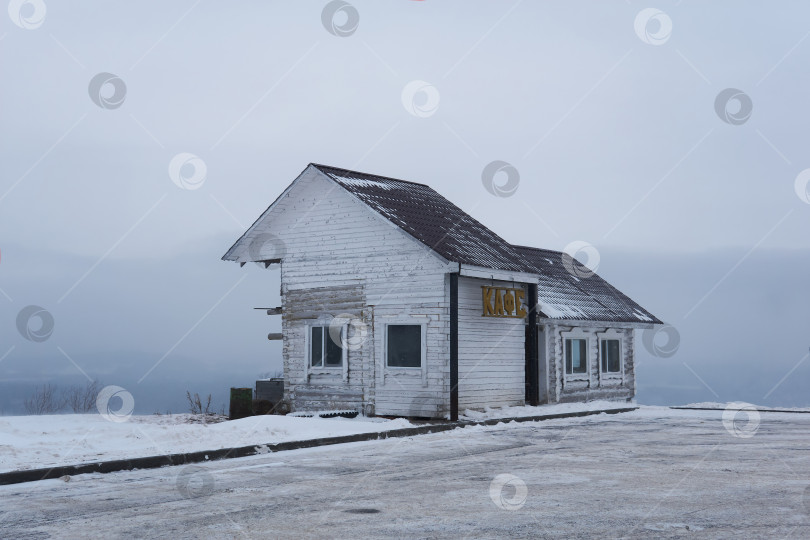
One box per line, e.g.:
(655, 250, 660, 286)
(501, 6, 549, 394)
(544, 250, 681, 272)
(457, 276, 527, 411)
(542, 322, 636, 403)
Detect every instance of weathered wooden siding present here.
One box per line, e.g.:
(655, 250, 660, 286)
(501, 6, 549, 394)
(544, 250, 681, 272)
(247, 168, 451, 417)
(544, 322, 635, 403)
(235, 165, 642, 416)
(284, 284, 365, 410)
(457, 277, 526, 411)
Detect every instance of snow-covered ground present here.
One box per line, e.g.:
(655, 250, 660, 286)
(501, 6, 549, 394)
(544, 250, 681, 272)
(4, 400, 804, 475)
(0, 413, 412, 474)
(0, 401, 633, 474)
(2, 407, 809, 539)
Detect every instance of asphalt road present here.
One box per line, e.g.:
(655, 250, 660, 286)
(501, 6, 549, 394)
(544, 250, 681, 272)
(1, 408, 809, 539)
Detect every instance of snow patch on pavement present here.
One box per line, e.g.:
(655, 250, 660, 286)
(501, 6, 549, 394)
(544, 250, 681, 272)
(460, 400, 632, 421)
(679, 401, 810, 412)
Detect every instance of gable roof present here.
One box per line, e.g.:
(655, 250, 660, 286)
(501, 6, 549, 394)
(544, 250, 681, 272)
(223, 163, 661, 325)
(314, 164, 532, 273)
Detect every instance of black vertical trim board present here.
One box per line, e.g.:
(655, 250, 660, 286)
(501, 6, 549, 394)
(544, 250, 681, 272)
(449, 273, 459, 421)
(526, 283, 539, 406)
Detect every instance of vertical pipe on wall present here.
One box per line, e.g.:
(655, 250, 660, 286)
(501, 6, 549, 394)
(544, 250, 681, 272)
(526, 283, 539, 406)
(450, 272, 459, 421)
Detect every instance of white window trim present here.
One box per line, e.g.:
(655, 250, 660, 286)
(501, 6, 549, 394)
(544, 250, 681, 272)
(305, 322, 348, 382)
(597, 330, 624, 384)
(382, 320, 428, 387)
(561, 329, 591, 384)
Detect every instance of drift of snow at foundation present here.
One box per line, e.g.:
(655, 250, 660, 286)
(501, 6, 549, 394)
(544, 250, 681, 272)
(459, 399, 633, 421)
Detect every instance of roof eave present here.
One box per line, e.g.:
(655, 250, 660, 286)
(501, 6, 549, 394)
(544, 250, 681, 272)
(537, 317, 659, 329)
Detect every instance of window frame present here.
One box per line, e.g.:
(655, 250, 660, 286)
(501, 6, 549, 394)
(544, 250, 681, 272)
(565, 338, 589, 376)
(600, 339, 621, 374)
(597, 330, 624, 383)
(310, 325, 344, 368)
(384, 323, 425, 370)
(305, 322, 348, 382)
(561, 330, 591, 383)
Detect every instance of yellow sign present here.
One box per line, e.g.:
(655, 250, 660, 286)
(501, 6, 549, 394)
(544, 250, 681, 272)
(482, 286, 527, 318)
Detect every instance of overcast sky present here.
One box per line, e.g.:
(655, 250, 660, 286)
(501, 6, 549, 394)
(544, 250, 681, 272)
(1, 1, 809, 414)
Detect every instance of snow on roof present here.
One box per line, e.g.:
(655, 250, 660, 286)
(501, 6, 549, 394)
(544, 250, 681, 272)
(225, 163, 661, 325)
(514, 246, 662, 324)
(316, 164, 661, 324)
(315, 164, 533, 273)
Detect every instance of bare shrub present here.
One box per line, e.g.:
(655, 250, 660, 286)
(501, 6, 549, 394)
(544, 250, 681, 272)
(186, 391, 213, 415)
(64, 380, 101, 413)
(184, 391, 226, 424)
(23, 384, 66, 415)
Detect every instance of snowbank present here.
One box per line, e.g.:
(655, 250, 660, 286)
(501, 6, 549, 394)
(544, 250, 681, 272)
(0, 413, 413, 473)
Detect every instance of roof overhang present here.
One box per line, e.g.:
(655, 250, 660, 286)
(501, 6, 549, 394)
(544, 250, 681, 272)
(537, 318, 658, 329)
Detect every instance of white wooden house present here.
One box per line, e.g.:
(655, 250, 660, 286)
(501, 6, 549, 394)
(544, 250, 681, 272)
(223, 164, 662, 420)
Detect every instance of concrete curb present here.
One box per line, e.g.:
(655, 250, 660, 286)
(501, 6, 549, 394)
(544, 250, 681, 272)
(0, 406, 637, 486)
(670, 406, 810, 414)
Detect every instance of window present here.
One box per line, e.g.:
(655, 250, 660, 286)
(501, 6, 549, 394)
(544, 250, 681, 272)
(310, 326, 342, 367)
(386, 325, 422, 368)
(565, 338, 588, 375)
(600, 339, 621, 373)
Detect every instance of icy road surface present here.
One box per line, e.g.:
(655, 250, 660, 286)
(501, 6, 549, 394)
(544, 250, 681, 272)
(1, 407, 809, 539)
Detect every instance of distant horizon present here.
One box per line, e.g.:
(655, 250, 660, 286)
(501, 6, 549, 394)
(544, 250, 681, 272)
(2, 243, 808, 415)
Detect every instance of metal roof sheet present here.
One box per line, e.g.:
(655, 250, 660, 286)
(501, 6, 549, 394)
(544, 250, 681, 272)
(223, 163, 661, 325)
(315, 164, 533, 273)
(315, 164, 661, 325)
(513, 245, 663, 324)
